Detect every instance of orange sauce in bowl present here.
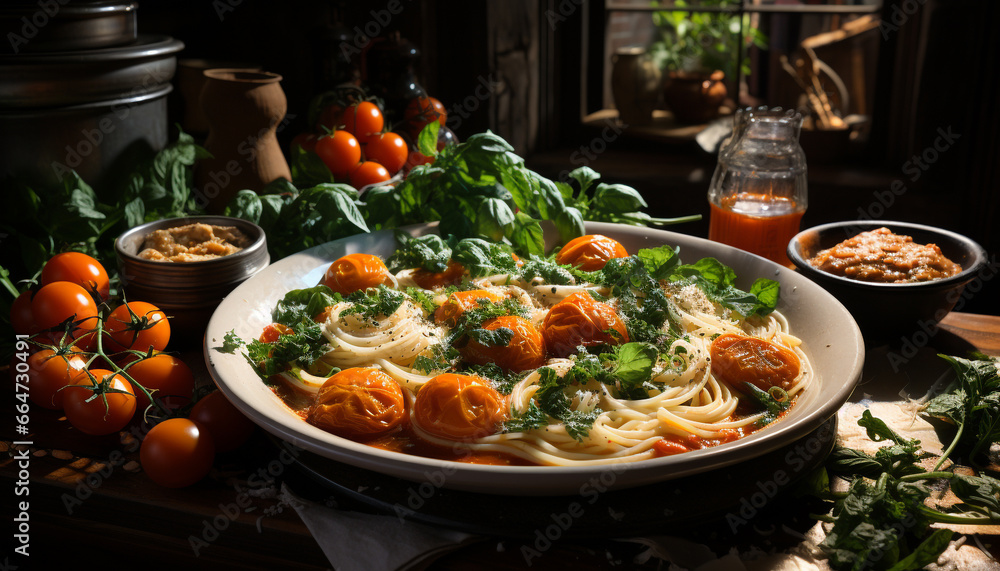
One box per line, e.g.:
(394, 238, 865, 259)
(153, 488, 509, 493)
(808, 227, 962, 283)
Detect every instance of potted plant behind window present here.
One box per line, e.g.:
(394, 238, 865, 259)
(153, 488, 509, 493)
(650, 0, 766, 124)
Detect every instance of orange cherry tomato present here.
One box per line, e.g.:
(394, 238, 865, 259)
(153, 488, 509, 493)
(140, 418, 215, 488)
(342, 101, 384, 144)
(403, 96, 446, 136)
(104, 301, 171, 353)
(459, 315, 546, 372)
(364, 132, 408, 175)
(315, 130, 361, 179)
(710, 334, 801, 392)
(555, 234, 629, 271)
(25, 347, 88, 410)
(41, 252, 110, 300)
(11, 290, 39, 335)
(31, 281, 100, 350)
(413, 373, 506, 441)
(63, 369, 136, 435)
(125, 353, 195, 414)
(349, 161, 391, 189)
(322, 253, 393, 296)
(307, 367, 406, 439)
(433, 289, 505, 327)
(412, 260, 465, 290)
(542, 292, 629, 358)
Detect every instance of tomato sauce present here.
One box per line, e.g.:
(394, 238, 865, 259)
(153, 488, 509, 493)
(708, 194, 804, 268)
(807, 227, 962, 283)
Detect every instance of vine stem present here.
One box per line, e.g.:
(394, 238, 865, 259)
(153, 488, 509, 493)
(933, 421, 965, 472)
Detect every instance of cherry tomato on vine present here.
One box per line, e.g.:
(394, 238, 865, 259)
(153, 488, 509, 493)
(413, 373, 506, 441)
(31, 281, 99, 349)
(315, 130, 361, 179)
(190, 390, 257, 453)
(104, 301, 171, 353)
(11, 290, 38, 335)
(63, 369, 136, 435)
(322, 253, 393, 295)
(363, 132, 408, 175)
(342, 101, 384, 144)
(404, 96, 446, 136)
(24, 347, 88, 410)
(125, 353, 195, 413)
(349, 161, 390, 189)
(290, 132, 318, 153)
(40, 252, 110, 300)
(140, 418, 215, 488)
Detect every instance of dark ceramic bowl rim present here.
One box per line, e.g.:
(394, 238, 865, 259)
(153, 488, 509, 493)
(115, 215, 267, 267)
(787, 220, 988, 292)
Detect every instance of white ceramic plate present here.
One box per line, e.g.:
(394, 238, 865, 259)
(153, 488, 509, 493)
(203, 222, 864, 496)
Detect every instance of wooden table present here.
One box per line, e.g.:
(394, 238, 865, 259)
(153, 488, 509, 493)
(3, 312, 999, 570)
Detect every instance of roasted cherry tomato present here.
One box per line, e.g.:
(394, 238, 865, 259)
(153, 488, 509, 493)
(104, 301, 171, 353)
(542, 292, 629, 357)
(433, 290, 505, 327)
(555, 234, 629, 271)
(125, 353, 195, 414)
(140, 418, 216, 488)
(349, 161, 390, 189)
(41, 252, 110, 300)
(31, 281, 99, 349)
(413, 373, 506, 441)
(322, 253, 393, 296)
(315, 130, 361, 179)
(259, 323, 293, 343)
(25, 347, 88, 410)
(412, 260, 465, 290)
(709, 333, 801, 392)
(307, 367, 406, 439)
(342, 101, 384, 144)
(63, 369, 136, 436)
(189, 390, 257, 453)
(363, 132, 408, 175)
(459, 315, 546, 372)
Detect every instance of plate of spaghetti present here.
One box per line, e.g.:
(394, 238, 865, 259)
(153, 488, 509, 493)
(204, 222, 863, 495)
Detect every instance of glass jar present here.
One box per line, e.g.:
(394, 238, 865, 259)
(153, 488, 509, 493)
(707, 107, 807, 268)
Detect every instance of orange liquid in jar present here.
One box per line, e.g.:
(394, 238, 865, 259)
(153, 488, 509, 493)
(708, 193, 804, 267)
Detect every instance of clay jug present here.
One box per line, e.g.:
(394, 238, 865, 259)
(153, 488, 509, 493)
(663, 70, 727, 124)
(196, 69, 291, 213)
(611, 47, 661, 125)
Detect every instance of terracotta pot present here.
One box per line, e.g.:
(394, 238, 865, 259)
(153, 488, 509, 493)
(663, 70, 727, 124)
(611, 46, 661, 125)
(176, 59, 262, 138)
(196, 69, 291, 213)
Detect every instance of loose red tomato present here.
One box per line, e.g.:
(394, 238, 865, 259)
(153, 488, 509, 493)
(349, 161, 390, 189)
(342, 101, 384, 144)
(24, 347, 88, 410)
(434, 290, 505, 327)
(125, 353, 195, 414)
(542, 292, 629, 357)
(412, 260, 465, 290)
(189, 390, 257, 453)
(322, 253, 393, 295)
(315, 130, 361, 179)
(290, 132, 318, 153)
(307, 368, 406, 439)
(63, 369, 136, 435)
(31, 281, 99, 349)
(414, 373, 506, 441)
(459, 315, 546, 372)
(40, 252, 110, 300)
(11, 290, 38, 335)
(709, 334, 801, 392)
(364, 132, 408, 175)
(556, 234, 629, 271)
(140, 418, 215, 488)
(104, 301, 171, 354)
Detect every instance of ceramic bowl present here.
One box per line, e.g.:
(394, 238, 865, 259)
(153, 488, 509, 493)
(115, 215, 268, 347)
(204, 222, 865, 495)
(787, 220, 988, 344)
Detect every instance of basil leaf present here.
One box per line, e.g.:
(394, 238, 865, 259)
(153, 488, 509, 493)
(417, 121, 441, 157)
